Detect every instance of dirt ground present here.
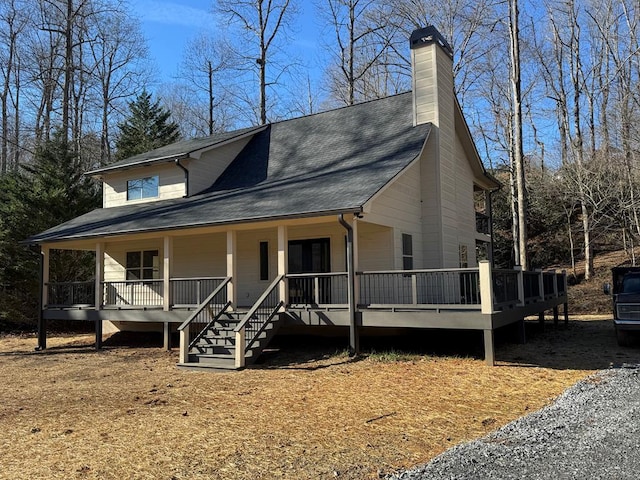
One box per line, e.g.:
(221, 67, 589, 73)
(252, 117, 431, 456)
(1, 318, 639, 480)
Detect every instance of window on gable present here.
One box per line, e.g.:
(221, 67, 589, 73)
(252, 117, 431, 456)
(126, 250, 159, 280)
(259, 241, 269, 281)
(402, 233, 413, 270)
(127, 175, 159, 200)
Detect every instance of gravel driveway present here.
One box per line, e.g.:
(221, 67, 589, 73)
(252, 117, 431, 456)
(390, 365, 640, 480)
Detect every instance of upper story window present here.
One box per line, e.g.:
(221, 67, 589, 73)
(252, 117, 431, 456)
(127, 175, 159, 200)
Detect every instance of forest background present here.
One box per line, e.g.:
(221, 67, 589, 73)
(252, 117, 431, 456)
(0, 0, 638, 326)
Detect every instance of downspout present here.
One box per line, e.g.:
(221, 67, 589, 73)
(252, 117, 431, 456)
(175, 158, 189, 197)
(338, 214, 359, 355)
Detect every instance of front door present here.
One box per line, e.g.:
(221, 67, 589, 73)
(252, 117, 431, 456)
(288, 238, 331, 304)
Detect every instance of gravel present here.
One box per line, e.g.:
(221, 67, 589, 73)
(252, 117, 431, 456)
(389, 365, 640, 480)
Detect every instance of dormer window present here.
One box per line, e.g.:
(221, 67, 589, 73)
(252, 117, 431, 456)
(127, 175, 159, 200)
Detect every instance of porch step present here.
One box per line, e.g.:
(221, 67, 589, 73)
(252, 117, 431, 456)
(177, 361, 239, 371)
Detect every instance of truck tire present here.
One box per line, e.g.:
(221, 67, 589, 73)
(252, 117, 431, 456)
(616, 328, 633, 347)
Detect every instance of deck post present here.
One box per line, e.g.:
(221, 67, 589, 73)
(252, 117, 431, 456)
(538, 311, 545, 331)
(163, 322, 171, 350)
(227, 230, 237, 308)
(553, 306, 559, 327)
(479, 260, 494, 314)
(564, 302, 569, 326)
(179, 324, 189, 364)
(36, 247, 48, 351)
(277, 225, 288, 308)
(537, 269, 545, 301)
(235, 328, 246, 369)
(95, 317, 103, 349)
(352, 217, 360, 307)
(483, 329, 495, 366)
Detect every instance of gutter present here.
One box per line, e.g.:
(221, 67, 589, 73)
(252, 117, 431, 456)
(175, 158, 189, 197)
(338, 213, 359, 355)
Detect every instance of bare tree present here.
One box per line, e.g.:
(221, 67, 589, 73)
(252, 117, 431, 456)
(179, 34, 232, 135)
(216, 0, 296, 125)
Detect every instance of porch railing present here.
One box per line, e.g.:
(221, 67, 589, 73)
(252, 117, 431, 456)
(170, 277, 228, 307)
(46, 281, 95, 307)
(492, 269, 520, 309)
(286, 272, 348, 306)
(102, 280, 164, 308)
(358, 268, 481, 307)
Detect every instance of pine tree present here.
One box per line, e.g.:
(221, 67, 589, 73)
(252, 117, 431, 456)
(115, 90, 181, 160)
(0, 131, 100, 327)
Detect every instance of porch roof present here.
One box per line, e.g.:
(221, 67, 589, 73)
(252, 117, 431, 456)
(28, 93, 431, 244)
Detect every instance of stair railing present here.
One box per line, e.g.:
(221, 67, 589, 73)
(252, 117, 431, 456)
(177, 277, 231, 363)
(233, 275, 284, 369)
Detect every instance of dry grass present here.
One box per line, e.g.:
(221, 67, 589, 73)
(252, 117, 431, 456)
(2, 318, 639, 480)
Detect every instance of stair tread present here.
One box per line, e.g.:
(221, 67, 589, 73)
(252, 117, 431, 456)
(177, 362, 239, 371)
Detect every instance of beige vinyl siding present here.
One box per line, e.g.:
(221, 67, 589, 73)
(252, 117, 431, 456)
(102, 163, 185, 208)
(364, 161, 424, 269)
(357, 222, 393, 271)
(454, 134, 478, 267)
(172, 233, 226, 278)
(235, 228, 279, 307)
(187, 137, 252, 195)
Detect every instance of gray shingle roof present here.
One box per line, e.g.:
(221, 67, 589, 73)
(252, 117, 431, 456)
(29, 93, 431, 243)
(85, 125, 265, 175)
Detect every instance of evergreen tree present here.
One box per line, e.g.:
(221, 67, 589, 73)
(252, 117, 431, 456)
(115, 90, 181, 160)
(0, 132, 100, 327)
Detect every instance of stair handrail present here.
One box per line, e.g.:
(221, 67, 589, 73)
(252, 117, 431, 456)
(233, 274, 284, 335)
(177, 276, 231, 332)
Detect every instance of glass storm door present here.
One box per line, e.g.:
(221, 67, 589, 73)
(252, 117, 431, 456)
(288, 238, 331, 304)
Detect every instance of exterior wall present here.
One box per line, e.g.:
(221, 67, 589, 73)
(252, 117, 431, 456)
(102, 163, 185, 208)
(236, 228, 279, 307)
(172, 233, 226, 277)
(454, 134, 478, 267)
(357, 222, 393, 271)
(187, 137, 252, 195)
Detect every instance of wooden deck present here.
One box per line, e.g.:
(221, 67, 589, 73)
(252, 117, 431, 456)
(40, 262, 568, 366)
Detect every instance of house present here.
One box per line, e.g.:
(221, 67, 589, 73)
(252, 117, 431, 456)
(29, 27, 567, 369)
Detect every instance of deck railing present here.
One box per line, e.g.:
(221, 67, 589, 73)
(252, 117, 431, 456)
(475, 212, 490, 235)
(177, 277, 232, 361)
(286, 272, 348, 306)
(522, 271, 541, 302)
(358, 268, 481, 307)
(46, 281, 95, 307)
(102, 280, 164, 308)
(492, 269, 520, 308)
(170, 277, 228, 307)
(234, 275, 284, 368)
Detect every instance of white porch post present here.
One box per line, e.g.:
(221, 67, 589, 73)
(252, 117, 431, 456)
(227, 230, 237, 308)
(95, 242, 104, 349)
(277, 225, 288, 307)
(163, 236, 172, 311)
(162, 236, 173, 350)
(479, 260, 494, 314)
(37, 245, 50, 350)
(94, 243, 104, 309)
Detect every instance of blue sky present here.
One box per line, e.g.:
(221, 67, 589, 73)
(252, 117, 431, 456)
(132, 0, 323, 83)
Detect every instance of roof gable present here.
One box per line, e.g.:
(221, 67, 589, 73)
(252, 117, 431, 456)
(29, 93, 431, 243)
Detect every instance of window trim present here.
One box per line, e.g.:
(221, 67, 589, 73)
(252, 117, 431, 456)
(127, 175, 159, 201)
(402, 233, 413, 270)
(125, 249, 160, 281)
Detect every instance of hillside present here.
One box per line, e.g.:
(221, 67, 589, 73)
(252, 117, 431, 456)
(560, 249, 638, 315)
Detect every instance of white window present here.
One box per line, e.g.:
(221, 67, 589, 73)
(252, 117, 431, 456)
(127, 176, 159, 200)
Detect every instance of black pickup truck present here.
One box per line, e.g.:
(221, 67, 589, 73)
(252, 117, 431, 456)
(604, 267, 640, 346)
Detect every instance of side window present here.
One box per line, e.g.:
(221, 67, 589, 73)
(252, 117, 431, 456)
(126, 250, 159, 280)
(259, 241, 269, 281)
(402, 233, 413, 270)
(127, 176, 159, 200)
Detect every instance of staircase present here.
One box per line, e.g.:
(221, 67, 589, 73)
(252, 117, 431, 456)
(177, 276, 284, 371)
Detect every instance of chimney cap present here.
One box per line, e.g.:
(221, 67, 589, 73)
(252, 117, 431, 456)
(410, 26, 453, 59)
